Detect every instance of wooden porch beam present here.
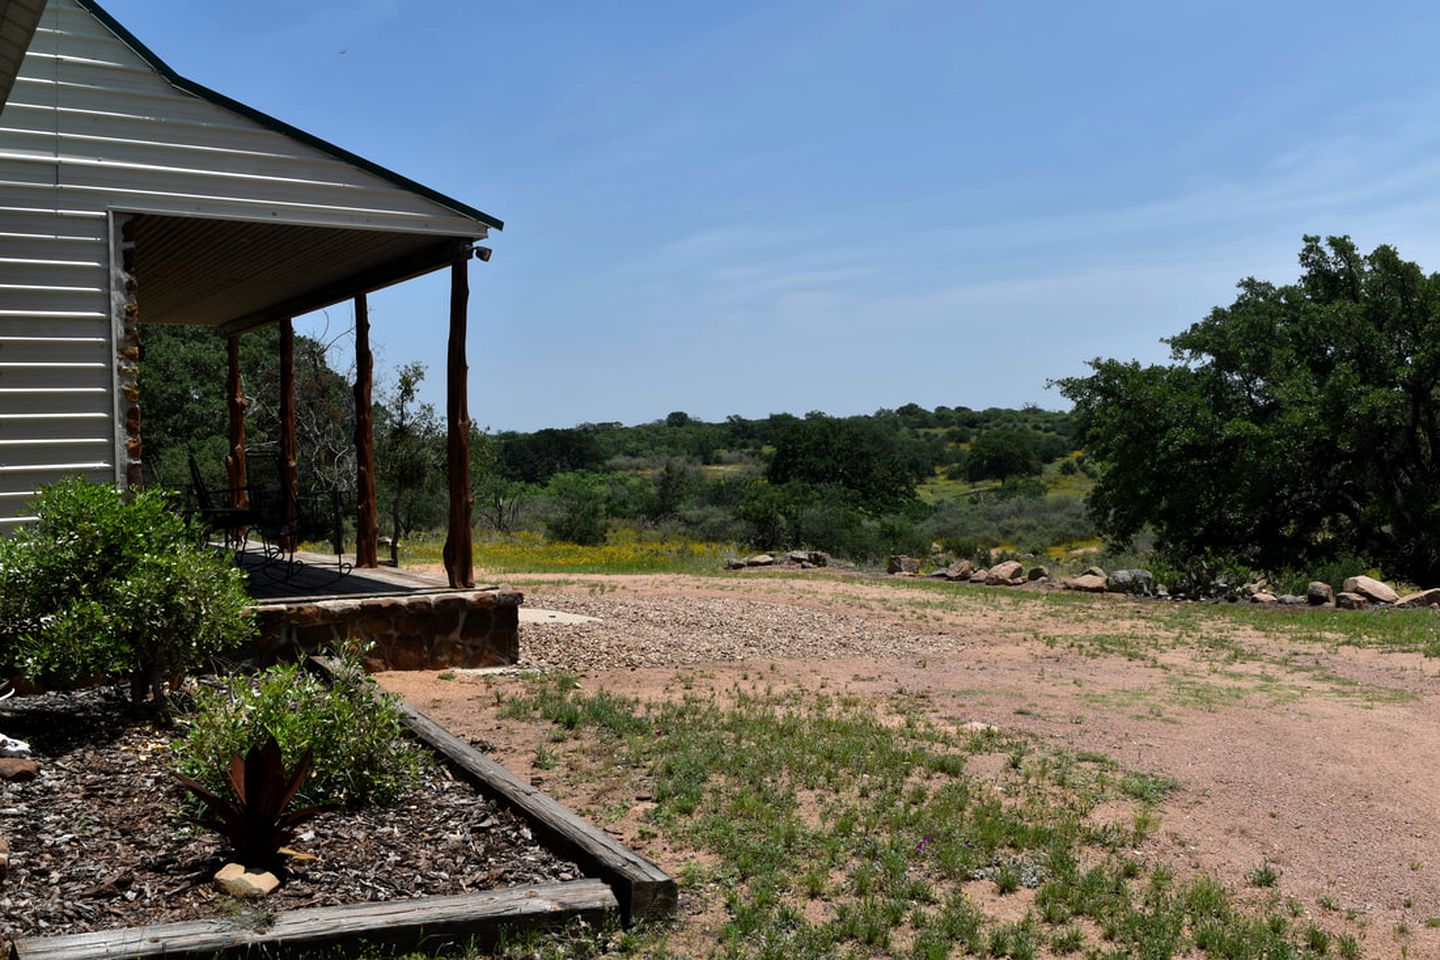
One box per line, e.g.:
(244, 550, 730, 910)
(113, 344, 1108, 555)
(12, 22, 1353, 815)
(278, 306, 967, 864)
(224, 334, 249, 540)
(216, 239, 475, 338)
(441, 260, 474, 589)
(353, 293, 378, 568)
(278, 318, 299, 553)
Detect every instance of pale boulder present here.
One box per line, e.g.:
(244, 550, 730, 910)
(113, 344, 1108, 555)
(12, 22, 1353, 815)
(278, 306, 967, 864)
(1341, 575, 1398, 604)
(986, 560, 1024, 584)
(1064, 573, 1108, 593)
(944, 559, 972, 581)
(1397, 587, 1440, 607)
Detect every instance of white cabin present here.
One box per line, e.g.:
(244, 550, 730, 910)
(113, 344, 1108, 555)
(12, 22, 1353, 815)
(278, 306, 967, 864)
(0, 0, 498, 561)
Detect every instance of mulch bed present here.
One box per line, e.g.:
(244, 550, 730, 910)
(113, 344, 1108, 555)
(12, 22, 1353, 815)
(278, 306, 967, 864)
(0, 688, 582, 941)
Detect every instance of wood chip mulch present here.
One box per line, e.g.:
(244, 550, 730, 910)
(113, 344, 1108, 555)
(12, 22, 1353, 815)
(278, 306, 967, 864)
(0, 688, 583, 941)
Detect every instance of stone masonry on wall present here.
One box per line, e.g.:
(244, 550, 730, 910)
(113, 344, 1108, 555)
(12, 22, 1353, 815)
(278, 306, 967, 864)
(248, 587, 521, 670)
(112, 217, 142, 490)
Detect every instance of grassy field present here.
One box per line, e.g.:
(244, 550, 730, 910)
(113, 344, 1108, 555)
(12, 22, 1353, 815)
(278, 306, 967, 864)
(395, 530, 736, 575)
(347, 569, 1440, 958)
(361, 672, 1362, 959)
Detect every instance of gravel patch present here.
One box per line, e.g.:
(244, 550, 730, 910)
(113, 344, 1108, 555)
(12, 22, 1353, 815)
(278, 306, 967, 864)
(517, 592, 963, 670)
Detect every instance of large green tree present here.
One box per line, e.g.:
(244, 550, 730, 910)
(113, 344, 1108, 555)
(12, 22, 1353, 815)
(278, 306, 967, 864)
(1057, 235, 1440, 583)
(767, 414, 920, 513)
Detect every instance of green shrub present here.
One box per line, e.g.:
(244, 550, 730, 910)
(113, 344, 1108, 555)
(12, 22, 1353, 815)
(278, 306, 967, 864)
(0, 478, 253, 711)
(173, 659, 425, 808)
(541, 471, 610, 545)
(995, 477, 1047, 501)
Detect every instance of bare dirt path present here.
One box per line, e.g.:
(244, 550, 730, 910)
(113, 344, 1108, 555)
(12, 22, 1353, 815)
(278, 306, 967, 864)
(386, 570, 1440, 957)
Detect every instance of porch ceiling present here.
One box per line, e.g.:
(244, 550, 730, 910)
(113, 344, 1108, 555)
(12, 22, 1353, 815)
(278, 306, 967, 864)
(131, 214, 480, 334)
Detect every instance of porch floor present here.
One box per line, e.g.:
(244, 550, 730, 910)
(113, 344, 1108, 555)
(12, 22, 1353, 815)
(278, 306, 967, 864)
(236, 546, 459, 602)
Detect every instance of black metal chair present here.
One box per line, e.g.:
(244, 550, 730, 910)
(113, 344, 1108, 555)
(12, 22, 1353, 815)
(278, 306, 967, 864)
(247, 460, 353, 588)
(187, 454, 259, 552)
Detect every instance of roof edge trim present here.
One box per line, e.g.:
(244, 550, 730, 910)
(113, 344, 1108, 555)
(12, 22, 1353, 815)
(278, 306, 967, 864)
(73, 0, 503, 232)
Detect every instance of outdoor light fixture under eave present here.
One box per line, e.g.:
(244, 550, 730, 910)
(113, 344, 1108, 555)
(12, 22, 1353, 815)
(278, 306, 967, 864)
(474, 246, 493, 262)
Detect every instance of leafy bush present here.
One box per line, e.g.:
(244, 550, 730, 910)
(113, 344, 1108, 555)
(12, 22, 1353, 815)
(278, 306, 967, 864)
(173, 659, 425, 808)
(541, 471, 610, 545)
(994, 477, 1047, 501)
(966, 429, 1042, 482)
(920, 493, 1092, 555)
(0, 478, 253, 711)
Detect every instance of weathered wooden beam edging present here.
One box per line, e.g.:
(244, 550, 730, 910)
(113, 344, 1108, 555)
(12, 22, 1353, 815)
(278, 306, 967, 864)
(11, 879, 617, 960)
(307, 657, 678, 922)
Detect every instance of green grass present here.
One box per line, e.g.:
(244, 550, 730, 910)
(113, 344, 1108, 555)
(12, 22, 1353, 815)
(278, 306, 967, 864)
(485, 674, 1357, 959)
(399, 529, 736, 574)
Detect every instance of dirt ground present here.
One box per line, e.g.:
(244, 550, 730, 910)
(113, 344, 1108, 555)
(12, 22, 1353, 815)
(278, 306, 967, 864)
(384, 570, 1440, 958)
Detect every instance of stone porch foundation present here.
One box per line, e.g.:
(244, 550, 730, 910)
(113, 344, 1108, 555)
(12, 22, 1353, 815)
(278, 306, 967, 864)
(247, 586, 521, 670)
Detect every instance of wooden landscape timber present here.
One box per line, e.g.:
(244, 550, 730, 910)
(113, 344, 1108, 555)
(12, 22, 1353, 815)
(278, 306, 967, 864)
(309, 657, 678, 922)
(11, 880, 617, 960)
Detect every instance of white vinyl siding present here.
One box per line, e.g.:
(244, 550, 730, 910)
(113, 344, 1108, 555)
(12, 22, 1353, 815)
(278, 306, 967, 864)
(0, 0, 488, 529)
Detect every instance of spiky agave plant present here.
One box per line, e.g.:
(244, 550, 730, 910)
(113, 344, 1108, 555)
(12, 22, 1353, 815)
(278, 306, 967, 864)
(176, 735, 333, 867)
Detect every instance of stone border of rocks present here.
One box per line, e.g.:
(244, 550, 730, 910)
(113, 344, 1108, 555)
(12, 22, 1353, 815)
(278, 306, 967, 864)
(724, 550, 832, 571)
(886, 555, 1440, 611)
(9, 661, 676, 960)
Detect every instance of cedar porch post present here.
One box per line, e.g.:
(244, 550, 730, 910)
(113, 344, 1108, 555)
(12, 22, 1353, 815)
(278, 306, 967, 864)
(353, 293, 378, 567)
(278, 318, 299, 553)
(442, 259, 474, 588)
(224, 334, 249, 540)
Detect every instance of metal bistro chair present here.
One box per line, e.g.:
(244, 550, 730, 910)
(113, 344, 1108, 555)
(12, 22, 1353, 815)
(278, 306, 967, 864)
(248, 461, 353, 588)
(187, 454, 260, 553)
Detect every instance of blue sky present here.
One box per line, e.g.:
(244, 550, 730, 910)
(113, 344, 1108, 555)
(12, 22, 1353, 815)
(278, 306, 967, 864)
(104, 0, 1440, 430)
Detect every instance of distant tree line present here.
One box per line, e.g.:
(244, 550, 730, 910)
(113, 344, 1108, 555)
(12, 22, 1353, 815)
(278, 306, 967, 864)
(138, 323, 1088, 563)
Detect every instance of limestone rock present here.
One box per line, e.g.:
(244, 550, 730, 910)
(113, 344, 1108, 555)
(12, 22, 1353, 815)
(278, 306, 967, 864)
(944, 559, 973, 581)
(1064, 573, 1108, 593)
(723, 557, 746, 570)
(1397, 587, 1440, 607)
(1277, 594, 1307, 605)
(0, 836, 9, 878)
(1251, 591, 1278, 604)
(745, 554, 776, 567)
(969, 569, 988, 584)
(987, 560, 1024, 583)
(215, 862, 280, 899)
(1335, 592, 1370, 610)
(1083, 566, 1107, 578)
(0, 759, 38, 782)
(887, 555, 920, 575)
(1027, 565, 1049, 581)
(1106, 569, 1154, 596)
(1306, 581, 1334, 606)
(1341, 575, 1398, 604)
